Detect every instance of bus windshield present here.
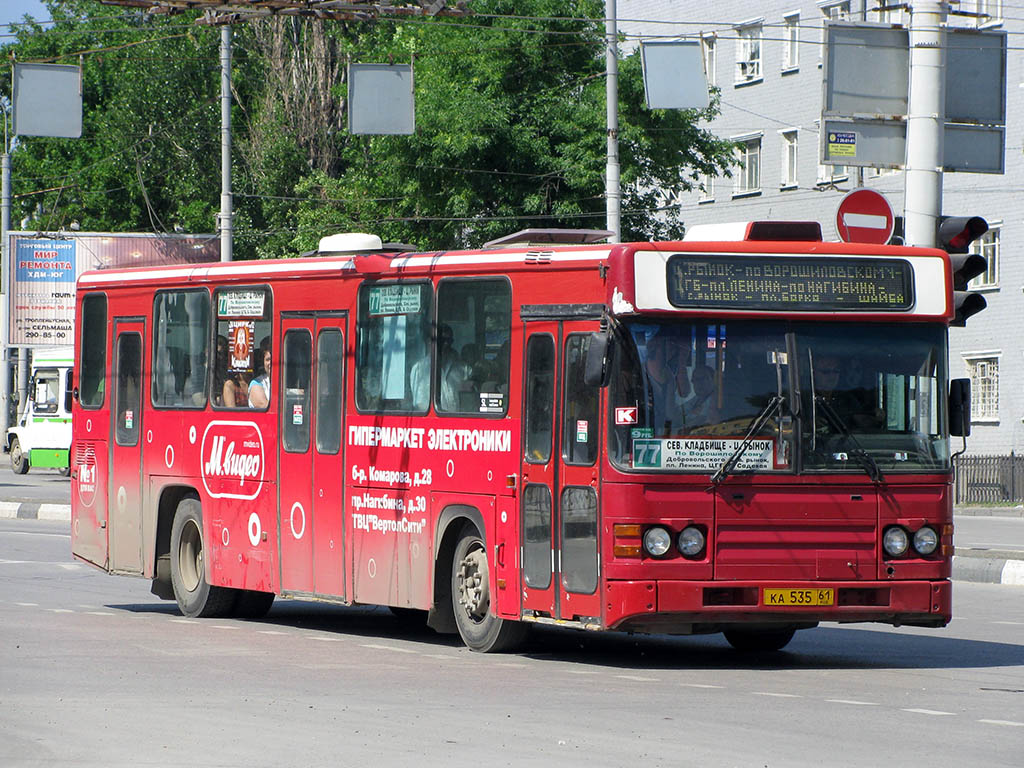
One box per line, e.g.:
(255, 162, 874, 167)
(608, 320, 950, 474)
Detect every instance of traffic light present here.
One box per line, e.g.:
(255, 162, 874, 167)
(938, 216, 988, 326)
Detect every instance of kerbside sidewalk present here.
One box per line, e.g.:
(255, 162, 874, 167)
(3, 497, 1022, 587)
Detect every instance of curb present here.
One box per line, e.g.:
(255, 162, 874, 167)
(3, 502, 1023, 586)
(0, 501, 71, 521)
(952, 555, 1024, 586)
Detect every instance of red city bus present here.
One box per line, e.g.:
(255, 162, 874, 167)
(70, 223, 971, 652)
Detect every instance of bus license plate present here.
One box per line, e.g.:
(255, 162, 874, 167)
(763, 588, 834, 606)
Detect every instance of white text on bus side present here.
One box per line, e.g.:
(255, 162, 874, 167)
(204, 435, 261, 487)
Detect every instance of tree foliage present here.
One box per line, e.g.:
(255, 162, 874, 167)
(2, 0, 736, 257)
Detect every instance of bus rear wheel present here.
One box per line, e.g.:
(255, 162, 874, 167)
(170, 498, 236, 618)
(723, 626, 797, 652)
(10, 438, 29, 475)
(451, 524, 527, 653)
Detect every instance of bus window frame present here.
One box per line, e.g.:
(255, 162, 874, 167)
(434, 274, 513, 419)
(210, 284, 274, 413)
(150, 287, 211, 411)
(522, 331, 556, 465)
(354, 278, 434, 417)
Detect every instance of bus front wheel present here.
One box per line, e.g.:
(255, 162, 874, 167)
(451, 524, 527, 653)
(10, 438, 29, 475)
(170, 498, 236, 618)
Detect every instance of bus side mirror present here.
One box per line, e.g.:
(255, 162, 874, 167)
(949, 378, 971, 437)
(583, 332, 612, 388)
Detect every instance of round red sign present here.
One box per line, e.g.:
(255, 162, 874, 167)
(835, 188, 895, 245)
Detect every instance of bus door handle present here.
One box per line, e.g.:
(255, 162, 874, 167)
(494, 542, 505, 567)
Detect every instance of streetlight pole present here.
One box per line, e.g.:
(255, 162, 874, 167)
(605, 0, 620, 243)
(220, 24, 233, 262)
(903, 1, 947, 248)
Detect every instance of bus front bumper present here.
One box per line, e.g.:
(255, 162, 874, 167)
(604, 578, 951, 634)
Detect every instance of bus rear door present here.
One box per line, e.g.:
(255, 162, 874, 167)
(109, 319, 145, 574)
(277, 315, 348, 598)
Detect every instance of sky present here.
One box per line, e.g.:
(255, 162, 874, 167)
(2, 1, 51, 32)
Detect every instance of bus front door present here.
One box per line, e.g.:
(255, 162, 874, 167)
(278, 315, 347, 598)
(108, 320, 145, 574)
(520, 320, 603, 624)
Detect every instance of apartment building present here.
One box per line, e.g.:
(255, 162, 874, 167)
(620, 0, 1021, 454)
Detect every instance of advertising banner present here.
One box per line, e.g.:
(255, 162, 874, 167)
(7, 232, 219, 347)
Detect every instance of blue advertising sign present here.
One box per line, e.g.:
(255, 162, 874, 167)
(15, 239, 76, 282)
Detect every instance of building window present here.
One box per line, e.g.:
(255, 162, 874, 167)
(783, 13, 800, 70)
(735, 23, 762, 84)
(702, 33, 716, 86)
(781, 130, 799, 188)
(734, 135, 761, 196)
(965, 355, 999, 421)
(975, 0, 1002, 26)
(821, 1, 850, 21)
(968, 226, 999, 289)
(872, 4, 904, 25)
(698, 172, 714, 202)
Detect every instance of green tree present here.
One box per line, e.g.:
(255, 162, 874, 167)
(2, 1, 736, 257)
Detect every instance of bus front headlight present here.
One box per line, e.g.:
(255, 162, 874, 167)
(677, 526, 706, 558)
(883, 526, 910, 557)
(643, 526, 672, 558)
(912, 526, 939, 556)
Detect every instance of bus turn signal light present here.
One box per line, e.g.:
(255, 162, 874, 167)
(613, 524, 643, 558)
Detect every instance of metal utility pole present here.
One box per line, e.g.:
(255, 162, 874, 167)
(1, 130, 10, 437)
(903, 1, 947, 247)
(605, 0, 620, 243)
(220, 24, 233, 262)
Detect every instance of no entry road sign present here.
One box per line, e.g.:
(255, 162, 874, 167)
(835, 188, 895, 244)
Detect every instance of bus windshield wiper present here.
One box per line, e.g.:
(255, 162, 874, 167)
(815, 396, 883, 482)
(710, 395, 784, 486)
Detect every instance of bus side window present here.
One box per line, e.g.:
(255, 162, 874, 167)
(64, 369, 73, 414)
(524, 334, 555, 462)
(282, 330, 311, 452)
(79, 293, 107, 408)
(563, 334, 598, 466)
(115, 334, 142, 447)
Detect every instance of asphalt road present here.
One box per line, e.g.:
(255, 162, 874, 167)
(2, 517, 1023, 768)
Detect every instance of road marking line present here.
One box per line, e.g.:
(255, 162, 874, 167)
(310, 636, 344, 642)
(423, 654, 455, 660)
(212, 625, 239, 630)
(170, 619, 199, 624)
(902, 708, 955, 716)
(753, 692, 802, 698)
(566, 670, 600, 675)
(15, 602, 39, 607)
(85, 611, 115, 616)
(257, 630, 289, 635)
(991, 621, 1024, 626)
(360, 643, 417, 653)
(826, 699, 880, 706)
(616, 675, 659, 682)
(48, 608, 74, 613)
(680, 683, 725, 689)
(978, 719, 1024, 727)
(497, 662, 528, 668)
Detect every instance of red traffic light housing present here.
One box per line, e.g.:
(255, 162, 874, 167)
(938, 216, 989, 326)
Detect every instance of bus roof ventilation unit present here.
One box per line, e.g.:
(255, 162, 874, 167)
(483, 228, 614, 248)
(683, 221, 822, 243)
(317, 232, 384, 255)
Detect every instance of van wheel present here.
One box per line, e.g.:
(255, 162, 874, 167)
(10, 439, 29, 475)
(170, 498, 236, 618)
(451, 524, 527, 653)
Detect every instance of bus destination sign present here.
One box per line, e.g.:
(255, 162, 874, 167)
(666, 255, 914, 311)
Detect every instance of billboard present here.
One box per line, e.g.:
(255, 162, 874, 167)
(6, 232, 219, 347)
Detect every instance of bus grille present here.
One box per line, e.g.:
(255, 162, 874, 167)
(714, 522, 877, 581)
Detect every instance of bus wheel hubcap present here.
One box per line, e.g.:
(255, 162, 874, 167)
(457, 547, 488, 622)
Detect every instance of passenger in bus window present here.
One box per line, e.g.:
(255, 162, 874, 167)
(249, 345, 271, 408)
(435, 324, 469, 411)
(683, 364, 718, 427)
(644, 330, 690, 435)
(214, 335, 248, 407)
(813, 353, 883, 431)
